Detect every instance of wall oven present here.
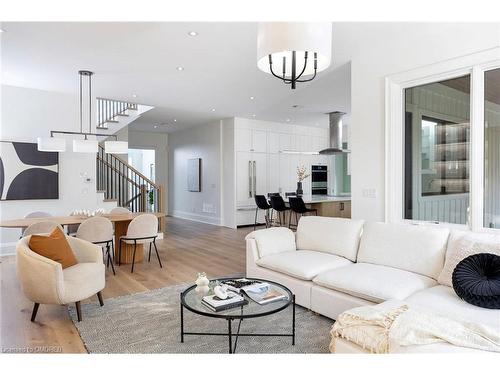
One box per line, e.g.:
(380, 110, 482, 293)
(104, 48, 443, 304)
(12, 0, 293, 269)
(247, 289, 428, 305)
(311, 165, 328, 195)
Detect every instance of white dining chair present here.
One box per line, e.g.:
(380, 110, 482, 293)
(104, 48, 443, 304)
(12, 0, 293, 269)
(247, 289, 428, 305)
(110, 207, 131, 214)
(118, 214, 162, 273)
(21, 211, 52, 237)
(76, 216, 116, 275)
(23, 221, 64, 237)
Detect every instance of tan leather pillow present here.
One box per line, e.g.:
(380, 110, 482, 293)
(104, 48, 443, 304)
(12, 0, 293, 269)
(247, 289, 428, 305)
(29, 226, 78, 269)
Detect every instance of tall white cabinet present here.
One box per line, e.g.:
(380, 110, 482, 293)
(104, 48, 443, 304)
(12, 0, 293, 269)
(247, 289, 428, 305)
(233, 118, 329, 226)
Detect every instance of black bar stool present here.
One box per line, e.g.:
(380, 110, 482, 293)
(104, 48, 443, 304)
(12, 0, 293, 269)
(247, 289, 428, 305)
(254, 195, 272, 231)
(288, 196, 318, 229)
(269, 195, 291, 227)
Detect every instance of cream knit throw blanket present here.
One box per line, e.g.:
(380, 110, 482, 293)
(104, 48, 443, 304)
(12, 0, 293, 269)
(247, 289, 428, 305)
(330, 300, 500, 353)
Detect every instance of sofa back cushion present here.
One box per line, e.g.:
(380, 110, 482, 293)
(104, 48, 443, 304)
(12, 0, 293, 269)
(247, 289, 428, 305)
(252, 227, 296, 258)
(438, 230, 500, 287)
(357, 222, 450, 279)
(296, 216, 364, 261)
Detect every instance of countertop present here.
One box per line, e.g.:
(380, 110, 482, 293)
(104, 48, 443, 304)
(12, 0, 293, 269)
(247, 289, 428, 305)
(287, 195, 351, 204)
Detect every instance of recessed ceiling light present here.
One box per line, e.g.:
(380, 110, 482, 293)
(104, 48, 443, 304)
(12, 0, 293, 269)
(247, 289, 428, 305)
(286, 118, 291, 122)
(250, 96, 255, 100)
(176, 66, 184, 71)
(154, 125, 158, 129)
(132, 94, 137, 98)
(188, 31, 198, 37)
(211, 108, 216, 112)
(252, 114, 256, 117)
(0, 29, 4, 33)
(173, 119, 177, 122)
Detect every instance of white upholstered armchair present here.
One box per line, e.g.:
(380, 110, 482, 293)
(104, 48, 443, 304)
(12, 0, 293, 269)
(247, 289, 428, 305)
(16, 235, 106, 322)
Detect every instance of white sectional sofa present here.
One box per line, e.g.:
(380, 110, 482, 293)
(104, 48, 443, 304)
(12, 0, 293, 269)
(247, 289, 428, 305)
(245, 216, 500, 353)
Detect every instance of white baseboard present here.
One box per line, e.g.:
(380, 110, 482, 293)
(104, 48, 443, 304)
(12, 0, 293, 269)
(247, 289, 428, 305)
(1, 242, 17, 257)
(170, 210, 221, 226)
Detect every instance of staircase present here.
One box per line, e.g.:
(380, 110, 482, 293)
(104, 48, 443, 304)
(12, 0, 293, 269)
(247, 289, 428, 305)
(94, 98, 163, 228)
(96, 145, 164, 222)
(96, 98, 138, 129)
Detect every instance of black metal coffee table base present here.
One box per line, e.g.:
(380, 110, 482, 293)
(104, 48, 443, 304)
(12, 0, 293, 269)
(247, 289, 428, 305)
(180, 295, 296, 354)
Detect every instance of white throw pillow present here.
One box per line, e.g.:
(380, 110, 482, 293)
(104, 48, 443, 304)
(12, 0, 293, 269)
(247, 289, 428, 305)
(251, 227, 296, 258)
(437, 231, 500, 287)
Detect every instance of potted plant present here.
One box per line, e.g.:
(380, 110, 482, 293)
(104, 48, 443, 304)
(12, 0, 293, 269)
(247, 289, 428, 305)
(296, 165, 310, 197)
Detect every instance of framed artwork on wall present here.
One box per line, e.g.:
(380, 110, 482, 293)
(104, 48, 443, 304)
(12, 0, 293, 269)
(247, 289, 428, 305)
(0, 141, 59, 200)
(187, 158, 201, 192)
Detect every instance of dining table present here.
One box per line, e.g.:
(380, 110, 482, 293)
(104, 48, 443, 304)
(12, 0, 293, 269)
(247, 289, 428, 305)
(0, 212, 165, 264)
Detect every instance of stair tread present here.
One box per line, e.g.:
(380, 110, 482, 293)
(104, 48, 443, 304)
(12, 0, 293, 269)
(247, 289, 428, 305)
(116, 113, 129, 117)
(103, 198, 118, 202)
(96, 190, 106, 194)
(106, 120, 119, 123)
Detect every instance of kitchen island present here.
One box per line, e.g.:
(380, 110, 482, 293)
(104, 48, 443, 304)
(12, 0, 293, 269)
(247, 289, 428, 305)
(286, 195, 351, 219)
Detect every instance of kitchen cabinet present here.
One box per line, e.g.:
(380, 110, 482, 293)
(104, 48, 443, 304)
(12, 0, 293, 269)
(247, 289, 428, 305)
(236, 151, 267, 207)
(311, 200, 351, 218)
(235, 128, 267, 153)
(233, 119, 336, 225)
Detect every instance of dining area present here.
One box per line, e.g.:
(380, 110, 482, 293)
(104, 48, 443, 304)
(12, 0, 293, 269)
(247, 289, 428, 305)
(0, 207, 166, 323)
(1, 208, 166, 274)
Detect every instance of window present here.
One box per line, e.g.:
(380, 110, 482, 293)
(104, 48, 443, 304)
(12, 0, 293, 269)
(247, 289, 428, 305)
(404, 76, 470, 224)
(484, 68, 500, 229)
(386, 49, 500, 231)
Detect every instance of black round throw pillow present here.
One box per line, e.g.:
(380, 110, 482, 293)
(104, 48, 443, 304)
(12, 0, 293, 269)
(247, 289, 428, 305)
(452, 253, 500, 309)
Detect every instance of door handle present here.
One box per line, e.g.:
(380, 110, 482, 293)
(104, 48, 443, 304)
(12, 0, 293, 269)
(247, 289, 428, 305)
(253, 161, 257, 195)
(248, 161, 252, 198)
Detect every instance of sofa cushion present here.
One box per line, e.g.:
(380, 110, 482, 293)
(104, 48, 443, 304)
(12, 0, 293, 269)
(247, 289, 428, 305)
(438, 230, 500, 287)
(357, 222, 450, 279)
(255, 250, 352, 281)
(296, 217, 364, 261)
(313, 263, 437, 303)
(405, 285, 500, 329)
(251, 227, 296, 258)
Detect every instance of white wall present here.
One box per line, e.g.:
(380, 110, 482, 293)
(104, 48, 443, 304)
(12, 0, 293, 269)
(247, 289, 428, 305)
(128, 130, 168, 214)
(168, 121, 222, 225)
(221, 118, 236, 228)
(0, 85, 107, 254)
(334, 23, 500, 221)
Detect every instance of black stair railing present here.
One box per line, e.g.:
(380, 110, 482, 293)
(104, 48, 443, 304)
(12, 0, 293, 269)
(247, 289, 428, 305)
(96, 145, 164, 229)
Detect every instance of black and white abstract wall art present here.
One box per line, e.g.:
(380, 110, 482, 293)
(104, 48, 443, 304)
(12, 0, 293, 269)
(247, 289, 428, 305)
(0, 141, 59, 200)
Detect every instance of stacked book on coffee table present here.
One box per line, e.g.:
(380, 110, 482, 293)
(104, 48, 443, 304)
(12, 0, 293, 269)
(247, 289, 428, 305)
(201, 291, 248, 312)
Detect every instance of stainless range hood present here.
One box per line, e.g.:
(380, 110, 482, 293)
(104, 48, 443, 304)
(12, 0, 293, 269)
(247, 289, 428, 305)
(319, 111, 350, 155)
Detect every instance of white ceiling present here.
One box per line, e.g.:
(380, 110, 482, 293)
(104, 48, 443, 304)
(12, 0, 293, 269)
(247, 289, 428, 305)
(0, 22, 351, 133)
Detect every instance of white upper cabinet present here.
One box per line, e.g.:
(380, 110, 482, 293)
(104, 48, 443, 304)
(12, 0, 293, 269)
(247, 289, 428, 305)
(268, 132, 280, 154)
(252, 130, 267, 153)
(235, 127, 267, 153)
(279, 133, 293, 152)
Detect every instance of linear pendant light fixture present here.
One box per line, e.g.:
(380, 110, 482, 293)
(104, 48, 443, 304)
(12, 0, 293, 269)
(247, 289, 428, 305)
(257, 22, 332, 89)
(37, 70, 128, 154)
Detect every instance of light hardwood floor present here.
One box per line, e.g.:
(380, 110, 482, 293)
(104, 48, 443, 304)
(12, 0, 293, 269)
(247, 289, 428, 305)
(0, 217, 254, 353)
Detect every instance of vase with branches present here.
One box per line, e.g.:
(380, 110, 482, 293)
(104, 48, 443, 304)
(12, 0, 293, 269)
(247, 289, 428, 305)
(296, 165, 310, 196)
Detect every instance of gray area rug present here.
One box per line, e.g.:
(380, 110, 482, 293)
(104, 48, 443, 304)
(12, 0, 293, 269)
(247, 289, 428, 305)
(68, 284, 334, 353)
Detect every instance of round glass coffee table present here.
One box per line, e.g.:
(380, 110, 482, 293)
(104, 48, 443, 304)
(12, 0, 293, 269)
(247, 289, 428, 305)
(180, 277, 295, 353)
